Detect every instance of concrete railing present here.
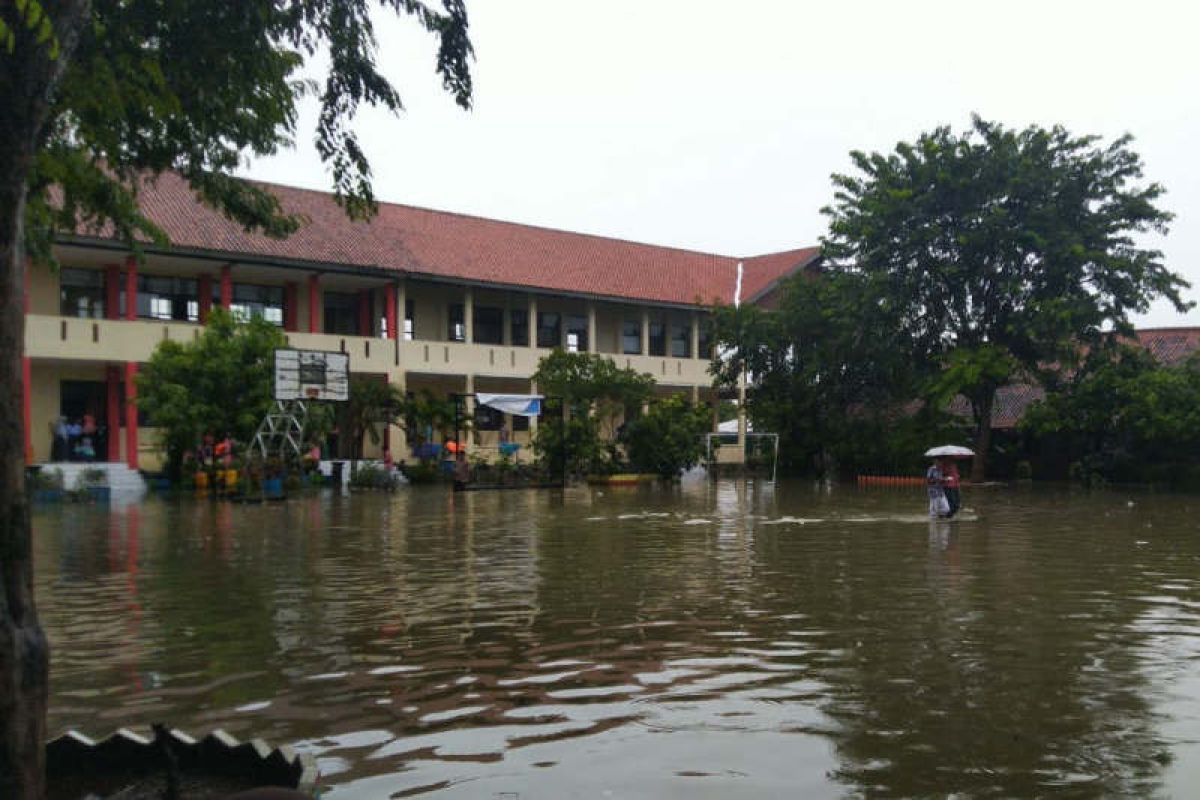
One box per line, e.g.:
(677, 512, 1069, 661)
(26, 314, 712, 385)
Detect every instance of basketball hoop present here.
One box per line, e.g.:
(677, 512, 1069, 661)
(274, 349, 349, 402)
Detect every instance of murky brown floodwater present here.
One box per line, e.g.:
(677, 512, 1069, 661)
(32, 480, 1200, 797)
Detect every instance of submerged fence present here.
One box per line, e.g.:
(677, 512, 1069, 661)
(856, 475, 925, 488)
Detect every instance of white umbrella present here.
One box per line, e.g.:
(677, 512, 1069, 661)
(924, 445, 975, 458)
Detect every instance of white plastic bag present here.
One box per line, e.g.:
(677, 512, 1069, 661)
(929, 495, 950, 518)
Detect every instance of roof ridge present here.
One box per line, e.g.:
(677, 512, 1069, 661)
(1134, 326, 1200, 334)
(242, 176, 760, 263)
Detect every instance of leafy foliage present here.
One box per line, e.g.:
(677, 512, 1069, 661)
(623, 395, 709, 479)
(532, 409, 609, 480)
(820, 116, 1189, 477)
(1022, 348, 1200, 486)
(16, 0, 474, 266)
(0, 0, 58, 57)
(710, 269, 954, 476)
(531, 351, 655, 478)
(135, 310, 286, 477)
(399, 389, 457, 458)
(338, 376, 403, 459)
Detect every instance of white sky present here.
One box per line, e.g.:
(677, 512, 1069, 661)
(243, 0, 1200, 327)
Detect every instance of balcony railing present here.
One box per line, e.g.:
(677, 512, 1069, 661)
(25, 314, 712, 385)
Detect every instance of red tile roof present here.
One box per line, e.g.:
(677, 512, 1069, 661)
(1128, 327, 1200, 366)
(952, 328, 1200, 429)
(71, 172, 819, 307)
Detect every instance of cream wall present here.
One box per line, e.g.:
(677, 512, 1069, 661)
(28, 261, 59, 316)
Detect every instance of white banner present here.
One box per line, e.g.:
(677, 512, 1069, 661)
(476, 393, 543, 417)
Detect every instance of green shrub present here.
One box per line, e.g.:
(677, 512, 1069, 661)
(624, 396, 710, 479)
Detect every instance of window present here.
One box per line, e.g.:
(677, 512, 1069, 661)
(537, 311, 561, 349)
(622, 319, 641, 354)
(323, 291, 358, 335)
(122, 275, 199, 322)
(474, 306, 504, 345)
(648, 320, 666, 356)
(448, 303, 465, 341)
(228, 283, 283, 325)
(405, 299, 414, 340)
(669, 321, 690, 358)
(697, 320, 712, 360)
(512, 414, 529, 432)
(60, 268, 105, 318)
(565, 314, 588, 353)
(474, 404, 503, 431)
(510, 307, 529, 347)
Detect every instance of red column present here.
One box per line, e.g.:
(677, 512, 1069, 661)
(284, 282, 298, 332)
(385, 284, 397, 341)
(124, 256, 137, 321)
(308, 274, 320, 333)
(22, 357, 32, 464)
(358, 289, 372, 337)
(106, 366, 121, 462)
(219, 263, 233, 310)
(105, 264, 121, 320)
(124, 362, 139, 470)
(197, 274, 213, 323)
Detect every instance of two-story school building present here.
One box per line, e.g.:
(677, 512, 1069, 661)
(21, 172, 820, 470)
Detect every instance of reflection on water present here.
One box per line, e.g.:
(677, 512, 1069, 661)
(33, 482, 1200, 797)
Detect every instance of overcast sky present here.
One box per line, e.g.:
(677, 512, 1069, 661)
(243, 0, 1199, 327)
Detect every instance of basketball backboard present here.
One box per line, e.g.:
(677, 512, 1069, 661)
(274, 349, 350, 401)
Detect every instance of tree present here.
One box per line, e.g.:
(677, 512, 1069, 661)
(710, 268, 947, 477)
(398, 389, 457, 458)
(2, 2, 472, 795)
(821, 116, 1190, 481)
(531, 351, 655, 478)
(623, 395, 710, 479)
(339, 376, 404, 459)
(1022, 348, 1200, 486)
(135, 310, 287, 477)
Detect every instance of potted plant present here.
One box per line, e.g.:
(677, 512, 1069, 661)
(29, 467, 65, 503)
(75, 468, 110, 503)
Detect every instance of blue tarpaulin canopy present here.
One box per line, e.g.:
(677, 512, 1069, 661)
(476, 393, 543, 417)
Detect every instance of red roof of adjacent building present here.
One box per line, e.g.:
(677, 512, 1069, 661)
(1128, 327, 1200, 366)
(71, 172, 820, 307)
(953, 327, 1200, 429)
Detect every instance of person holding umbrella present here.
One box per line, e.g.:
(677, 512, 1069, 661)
(926, 458, 950, 518)
(942, 458, 962, 517)
(924, 445, 974, 518)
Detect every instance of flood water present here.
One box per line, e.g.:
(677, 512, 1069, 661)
(32, 480, 1200, 797)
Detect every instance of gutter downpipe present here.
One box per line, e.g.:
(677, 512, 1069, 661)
(735, 262, 747, 459)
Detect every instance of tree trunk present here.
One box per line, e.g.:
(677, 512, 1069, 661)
(0, 125, 50, 800)
(970, 389, 994, 483)
(1, 3, 91, 795)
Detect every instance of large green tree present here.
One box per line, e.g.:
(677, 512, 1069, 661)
(1, 2, 472, 794)
(136, 309, 287, 476)
(821, 116, 1190, 480)
(710, 269, 954, 477)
